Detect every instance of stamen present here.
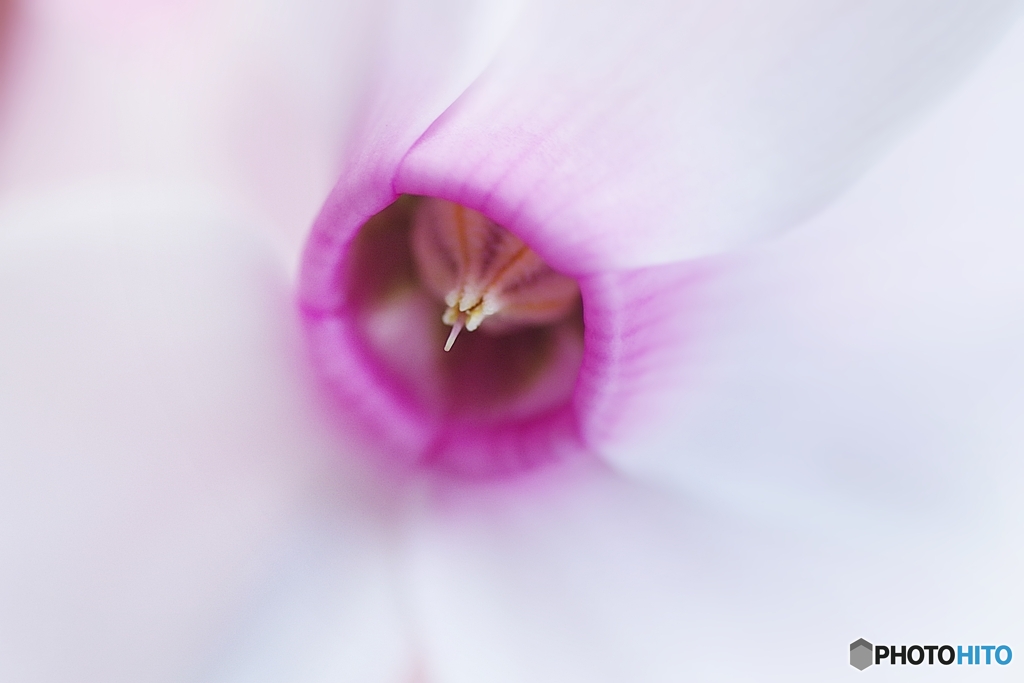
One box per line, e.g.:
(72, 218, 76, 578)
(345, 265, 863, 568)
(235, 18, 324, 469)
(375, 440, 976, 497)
(411, 198, 579, 350)
(332, 194, 588, 474)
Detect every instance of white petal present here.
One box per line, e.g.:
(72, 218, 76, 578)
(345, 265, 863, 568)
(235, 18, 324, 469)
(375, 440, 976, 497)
(396, 0, 1022, 271)
(318, 0, 524, 222)
(0, 0, 377, 266)
(402, 463, 726, 683)
(403, 459, 1022, 681)
(0, 184, 409, 683)
(601, 11, 1024, 549)
(209, 513, 414, 683)
(401, 463, 911, 680)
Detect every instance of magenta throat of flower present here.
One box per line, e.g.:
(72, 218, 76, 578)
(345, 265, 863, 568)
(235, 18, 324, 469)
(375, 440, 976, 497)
(342, 195, 585, 469)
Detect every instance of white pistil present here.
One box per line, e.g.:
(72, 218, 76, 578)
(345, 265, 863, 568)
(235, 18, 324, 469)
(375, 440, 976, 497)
(411, 198, 579, 351)
(444, 313, 465, 352)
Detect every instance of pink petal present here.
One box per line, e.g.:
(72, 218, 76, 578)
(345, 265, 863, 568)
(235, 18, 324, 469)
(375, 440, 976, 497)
(303, 1, 1021, 471)
(393, 0, 1021, 272)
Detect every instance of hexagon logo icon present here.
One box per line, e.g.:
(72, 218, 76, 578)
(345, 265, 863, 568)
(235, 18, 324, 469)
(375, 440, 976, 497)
(850, 639, 873, 670)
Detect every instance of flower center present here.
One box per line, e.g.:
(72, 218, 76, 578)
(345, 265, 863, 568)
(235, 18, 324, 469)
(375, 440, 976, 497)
(340, 195, 585, 473)
(410, 198, 581, 351)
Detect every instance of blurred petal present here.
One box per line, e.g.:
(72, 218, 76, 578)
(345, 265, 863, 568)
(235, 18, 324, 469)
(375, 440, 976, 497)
(336, 0, 522, 190)
(395, 0, 1021, 272)
(600, 13, 1024, 540)
(0, 0, 378, 264)
(0, 184, 409, 682)
(209, 507, 414, 683)
(402, 465, 720, 683)
(405, 447, 1022, 682)
(302, 0, 522, 313)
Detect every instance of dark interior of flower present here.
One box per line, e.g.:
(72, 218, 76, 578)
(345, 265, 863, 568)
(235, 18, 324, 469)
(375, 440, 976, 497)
(345, 196, 584, 427)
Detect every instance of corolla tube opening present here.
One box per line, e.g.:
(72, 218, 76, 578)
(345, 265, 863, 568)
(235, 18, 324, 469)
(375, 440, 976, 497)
(304, 194, 587, 476)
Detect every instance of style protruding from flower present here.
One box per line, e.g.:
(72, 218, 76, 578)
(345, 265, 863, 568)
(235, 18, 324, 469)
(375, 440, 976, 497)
(410, 198, 581, 351)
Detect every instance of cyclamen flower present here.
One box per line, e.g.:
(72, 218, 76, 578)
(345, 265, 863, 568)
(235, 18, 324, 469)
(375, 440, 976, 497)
(2, 1, 1024, 682)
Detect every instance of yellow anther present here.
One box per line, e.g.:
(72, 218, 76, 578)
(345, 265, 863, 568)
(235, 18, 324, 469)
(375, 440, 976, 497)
(410, 198, 580, 351)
